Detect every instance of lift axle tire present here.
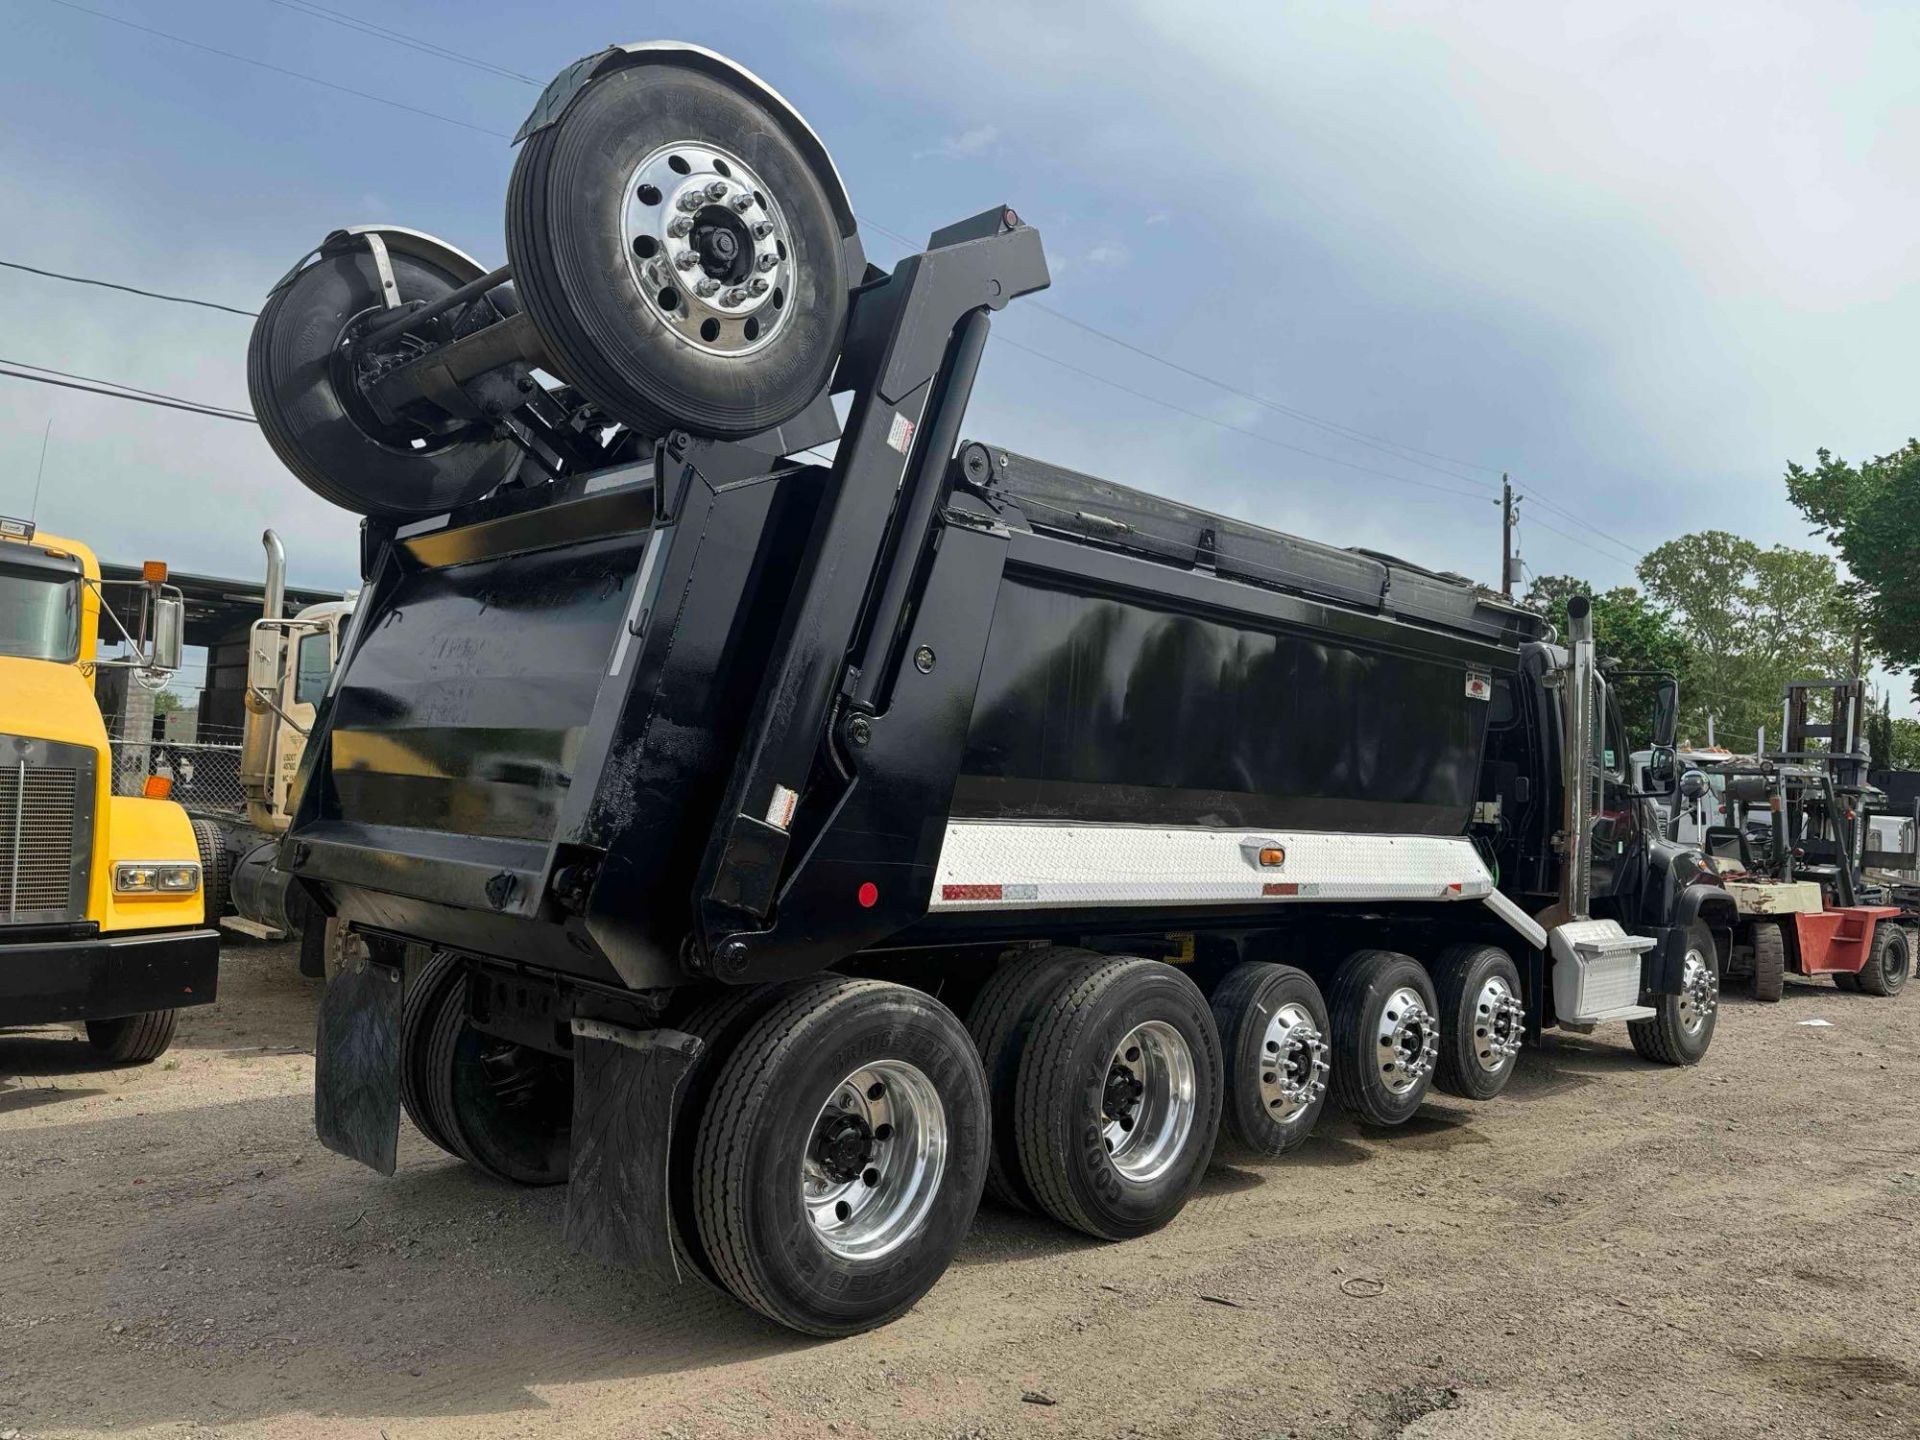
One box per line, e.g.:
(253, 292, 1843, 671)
(85, 1009, 178, 1064)
(1628, 921, 1718, 1066)
(1832, 972, 1861, 992)
(248, 246, 522, 520)
(419, 966, 572, 1186)
(1013, 958, 1222, 1241)
(1209, 962, 1329, 1156)
(964, 947, 1103, 1210)
(1327, 950, 1440, 1126)
(693, 978, 987, 1337)
(1855, 922, 1911, 998)
(1747, 921, 1786, 1004)
(506, 60, 849, 440)
(1430, 944, 1525, 1102)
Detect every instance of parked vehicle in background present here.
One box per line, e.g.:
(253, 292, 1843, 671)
(244, 43, 1738, 1336)
(0, 516, 218, 1061)
(201, 530, 355, 975)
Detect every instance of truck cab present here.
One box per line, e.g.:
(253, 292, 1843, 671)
(0, 517, 220, 1062)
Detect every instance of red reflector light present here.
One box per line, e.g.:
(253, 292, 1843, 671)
(1262, 882, 1299, 897)
(857, 881, 879, 909)
(143, 775, 173, 800)
(942, 883, 1002, 901)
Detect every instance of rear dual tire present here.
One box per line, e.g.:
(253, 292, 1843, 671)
(1210, 962, 1329, 1156)
(1328, 951, 1440, 1126)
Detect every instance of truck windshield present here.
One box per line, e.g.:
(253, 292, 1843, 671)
(0, 561, 81, 662)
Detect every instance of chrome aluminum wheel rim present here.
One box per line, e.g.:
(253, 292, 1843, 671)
(1257, 1002, 1328, 1122)
(1378, 986, 1438, 1095)
(1678, 949, 1718, 1035)
(621, 140, 794, 358)
(801, 1059, 947, 1261)
(1102, 1020, 1197, 1183)
(1470, 975, 1525, 1073)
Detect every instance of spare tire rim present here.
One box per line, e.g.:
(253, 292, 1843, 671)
(1377, 986, 1438, 1095)
(1678, 949, 1718, 1034)
(622, 141, 795, 358)
(1257, 1002, 1328, 1122)
(1102, 1019, 1198, 1183)
(1470, 974, 1525, 1073)
(801, 1059, 947, 1262)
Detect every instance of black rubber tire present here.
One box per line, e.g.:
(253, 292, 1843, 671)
(1833, 971, 1861, 992)
(85, 1009, 178, 1063)
(1328, 951, 1439, 1126)
(421, 969, 572, 1185)
(189, 819, 229, 927)
(1209, 962, 1329, 1156)
(506, 60, 849, 439)
(665, 982, 795, 1288)
(1855, 922, 1911, 997)
(1013, 958, 1222, 1241)
(1629, 921, 1718, 1066)
(248, 246, 522, 519)
(1430, 944, 1525, 1102)
(1747, 921, 1786, 1003)
(693, 978, 988, 1337)
(398, 951, 464, 1157)
(964, 947, 1103, 1209)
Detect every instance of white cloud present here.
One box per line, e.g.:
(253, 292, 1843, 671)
(913, 124, 999, 160)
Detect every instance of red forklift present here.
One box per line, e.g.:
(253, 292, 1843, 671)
(1696, 679, 1916, 1001)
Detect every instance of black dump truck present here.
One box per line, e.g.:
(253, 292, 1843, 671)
(247, 43, 1736, 1336)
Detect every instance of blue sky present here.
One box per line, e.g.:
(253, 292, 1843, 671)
(2, 1, 1915, 676)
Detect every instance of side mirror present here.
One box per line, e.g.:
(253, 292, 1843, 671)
(1646, 745, 1677, 796)
(1651, 676, 1679, 750)
(150, 595, 185, 673)
(1678, 768, 1709, 801)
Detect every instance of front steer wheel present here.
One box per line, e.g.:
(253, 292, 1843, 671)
(85, 1010, 178, 1064)
(1629, 921, 1719, 1065)
(693, 978, 988, 1336)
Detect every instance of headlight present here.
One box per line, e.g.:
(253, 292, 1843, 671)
(114, 862, 200, 895)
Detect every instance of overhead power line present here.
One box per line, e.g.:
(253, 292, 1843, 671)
(0, 259, 258, 318)
(40, 0, 1650, 557)
(0, 361, 258, 423)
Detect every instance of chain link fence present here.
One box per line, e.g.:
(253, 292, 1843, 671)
(108, 719, 249, 818)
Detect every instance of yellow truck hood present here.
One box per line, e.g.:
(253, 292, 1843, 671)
(0, 655, 108, 750)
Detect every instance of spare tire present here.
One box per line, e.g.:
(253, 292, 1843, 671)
(506, 58, 849, 439)
(248, 236, 523, 519)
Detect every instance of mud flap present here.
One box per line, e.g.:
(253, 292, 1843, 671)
(313, 957, 403, 1174)
(563, 1020, 702, 1282)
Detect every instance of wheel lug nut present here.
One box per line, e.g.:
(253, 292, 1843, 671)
(756, 253, 778, 272)
(675, 250, 700, 270)
(705, 179, 728, 201)
(753, 221, 775, 240)
(731, 192, 754, 213)
(694, 278, 720, 297)
(668, 215, 693, 237)
(749, 277, 770, 296)
(677, 191, 704, 213)
(723, 286, 751, 306)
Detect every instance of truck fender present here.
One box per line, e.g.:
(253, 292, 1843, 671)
(1643, 882, 1738, 994)
(267, 225, 489, 298)
(511, 43, 859, 242)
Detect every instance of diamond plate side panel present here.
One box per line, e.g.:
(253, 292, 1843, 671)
(928, 822, 1492, 910)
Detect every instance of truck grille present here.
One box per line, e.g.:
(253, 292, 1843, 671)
(2, 761, 83, 921)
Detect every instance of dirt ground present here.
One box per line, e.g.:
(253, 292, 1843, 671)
(2, 942, 1917, 1440)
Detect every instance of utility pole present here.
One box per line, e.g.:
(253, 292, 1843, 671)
(1499, 474, 1517, 598)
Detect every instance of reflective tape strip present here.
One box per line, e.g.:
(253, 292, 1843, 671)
(928, 821, 1494, 911)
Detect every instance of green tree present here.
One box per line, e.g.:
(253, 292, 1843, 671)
(1634, 530, 1857, 747)
(1785, 439, 1920, 700)
(1890, 717, 1920, 770)
(1521, 574, 1690, 737)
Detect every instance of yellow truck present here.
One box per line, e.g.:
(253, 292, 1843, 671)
(0, 515, 219, 1061)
